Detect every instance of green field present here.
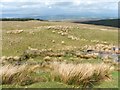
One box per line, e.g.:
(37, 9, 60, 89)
(1, 21, 119, 88)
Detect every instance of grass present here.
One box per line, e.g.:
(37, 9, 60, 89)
(94, 71, 118, 88)
(1, 20, 119, 88)
(2, 81, 72, 88)
(2, 21, 118, 56)
(0, 64, 43, 86)
(27, 82, 72, 88)
(43, 62, 115, 88)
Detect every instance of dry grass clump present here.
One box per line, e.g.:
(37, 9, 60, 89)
(0, 64, 45, 86)
(47, 62, 114, 87)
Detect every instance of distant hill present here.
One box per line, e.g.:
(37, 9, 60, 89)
(73, 19, 119, 28)
(0, 18, 46, 21)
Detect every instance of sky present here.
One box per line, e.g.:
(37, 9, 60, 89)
(0, 0, 119, 19)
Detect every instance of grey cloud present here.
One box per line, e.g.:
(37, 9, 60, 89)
(52, 2, 74, 6)
(1, 0, 118, 18)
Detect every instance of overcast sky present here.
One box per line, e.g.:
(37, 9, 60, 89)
(0, 0, 119, 18)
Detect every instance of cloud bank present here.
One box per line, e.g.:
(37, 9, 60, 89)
(0, 0, 119, 18)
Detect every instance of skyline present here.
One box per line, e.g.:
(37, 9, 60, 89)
(0, 0, 119, 19)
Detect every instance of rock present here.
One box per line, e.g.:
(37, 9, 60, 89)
(86, 50, 94, 53)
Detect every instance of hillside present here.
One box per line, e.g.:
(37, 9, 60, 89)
(1, 21, 119, 88)
(73, 19, 119, 28)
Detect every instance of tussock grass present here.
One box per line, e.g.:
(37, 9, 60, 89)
(0, 64, 43, 86)
(47, 62, 114, 87)
(2, 21, 118, 88)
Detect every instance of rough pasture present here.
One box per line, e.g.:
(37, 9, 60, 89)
(1, 21, 119, 88)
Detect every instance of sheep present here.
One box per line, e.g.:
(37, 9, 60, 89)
(52, 30, 55, 33)
(29, 31, 35, 35)
(28, 46, 38, 51)
(67, 35, 72, 39)
(14, 56, 20, 61)
(52, 40, 55, 43)
(0, 56, 7, 61)
(6, 30, 24, 34)
(61, 41, 65, 44)
(58, 32, 61, 34)
(44, 56, 51, 61)
(61, 33, 65, 36)
(47, 26, 52, 30)
(6, 56, 13, 60)
(6, 31, 12, 34)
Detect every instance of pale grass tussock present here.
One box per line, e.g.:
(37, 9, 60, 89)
(47, 62, 114, 87)
(0, 64, 40, 86)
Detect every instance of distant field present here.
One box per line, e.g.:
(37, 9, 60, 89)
(2, 21, 118, 56)
(1, 21, 119, 88)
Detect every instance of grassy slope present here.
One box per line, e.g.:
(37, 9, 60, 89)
(2, 21, 118, 88)
(2, 21, 118, 56)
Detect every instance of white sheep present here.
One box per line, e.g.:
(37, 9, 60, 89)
(52, 30, 55, 33)
(61, 41, 65, 44)
(52, 40, 55, 43)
